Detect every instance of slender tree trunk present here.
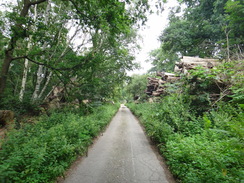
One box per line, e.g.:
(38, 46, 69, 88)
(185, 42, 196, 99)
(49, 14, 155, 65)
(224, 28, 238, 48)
(44, 85, 55, 101)
(237, 44, 243, 59)
(19, 57, 29, 101)
(19, 4, 38, 102)
(32, 65, 44, 102)
(38, 71, 52, 99)
(225, 27, 231, 62)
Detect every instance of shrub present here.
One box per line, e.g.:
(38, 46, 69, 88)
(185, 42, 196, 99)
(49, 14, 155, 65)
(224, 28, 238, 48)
(165, 132, 243, 183)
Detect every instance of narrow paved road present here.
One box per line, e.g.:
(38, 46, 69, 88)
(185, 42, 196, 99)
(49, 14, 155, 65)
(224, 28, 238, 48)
(59, 105, 172, 183)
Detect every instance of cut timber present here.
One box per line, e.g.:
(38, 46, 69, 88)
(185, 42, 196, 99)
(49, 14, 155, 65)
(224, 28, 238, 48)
(174, 56, 219, 73)
(156, 72, 180, 82)
(181, 56, 219, 62)
(146, 72, 179, 97)
(165, 76, 180, 82)
(146, 77, 160, 96)
(146, 56, 224, 100)
(156, 72, 176, 77)
(44, 86, 66, 109)
(152, 91, 162, 97)
(159, 79, 167, 85)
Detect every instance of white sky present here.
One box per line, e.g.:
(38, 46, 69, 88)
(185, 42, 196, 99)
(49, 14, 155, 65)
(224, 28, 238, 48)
(127, 0, 180, 75)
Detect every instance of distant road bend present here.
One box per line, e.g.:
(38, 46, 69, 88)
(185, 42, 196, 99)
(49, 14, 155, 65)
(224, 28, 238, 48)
(59, 105, 174, 183)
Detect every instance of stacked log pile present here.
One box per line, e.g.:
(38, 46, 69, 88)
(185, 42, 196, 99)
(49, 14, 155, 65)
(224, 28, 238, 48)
(146, 72, 180, 96)
(146, 77, 160, 96)
(174, 56, 219, 74)
(146, 56, 220, 98)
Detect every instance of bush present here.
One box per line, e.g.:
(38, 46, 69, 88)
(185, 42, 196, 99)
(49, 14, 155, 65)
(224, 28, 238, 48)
(0, 104, 119, 183)
(128, 95, 243, 183)
(165, 132, 243, 183)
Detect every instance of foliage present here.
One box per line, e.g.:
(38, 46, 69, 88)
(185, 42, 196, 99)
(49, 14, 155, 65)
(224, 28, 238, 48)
(165, 132, 243, 183)
(124, 74, 148, 102)
(0, 0, 150, 108)
(147, 47, 178, 73)
(0, 104, 119, 182)
(0, 95, 41, 116)
(128, 96, 243, 183)
(225, 0, 244, 45)
(173, 60, 243, 114)
(147, 0, 244, 72)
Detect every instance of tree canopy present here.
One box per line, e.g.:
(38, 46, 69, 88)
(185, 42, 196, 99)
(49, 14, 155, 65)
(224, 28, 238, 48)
(149, 0, 244, 72)
(0, 0, 150, 107)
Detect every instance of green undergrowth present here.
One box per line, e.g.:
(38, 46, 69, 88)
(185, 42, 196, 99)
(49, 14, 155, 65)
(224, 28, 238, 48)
(128, 98, 244, 183)
(0, 104, 119, 183)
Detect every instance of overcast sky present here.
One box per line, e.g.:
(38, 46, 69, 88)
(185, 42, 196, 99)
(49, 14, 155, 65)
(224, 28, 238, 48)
(128, 0, 180, 75)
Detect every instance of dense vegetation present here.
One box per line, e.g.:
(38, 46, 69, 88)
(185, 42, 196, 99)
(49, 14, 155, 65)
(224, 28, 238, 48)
(129, 101, 243, 182)
(128, 61, 244, 183)
(0, 104, 119, 182)
(124, 74, 148, 102)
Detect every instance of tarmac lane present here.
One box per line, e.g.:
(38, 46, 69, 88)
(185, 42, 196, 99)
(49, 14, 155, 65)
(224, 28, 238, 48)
(58, 105, 173, 183)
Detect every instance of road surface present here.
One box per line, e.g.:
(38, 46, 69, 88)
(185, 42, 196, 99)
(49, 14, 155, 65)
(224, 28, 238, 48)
(58, 105, 173, 183)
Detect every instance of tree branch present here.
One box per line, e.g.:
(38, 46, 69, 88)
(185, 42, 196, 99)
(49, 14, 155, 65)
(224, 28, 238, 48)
(12, 55, 91, 71)
(68, 0, 89, 20)
(11, 56, 27, 61)
(30, 0, 47, 6)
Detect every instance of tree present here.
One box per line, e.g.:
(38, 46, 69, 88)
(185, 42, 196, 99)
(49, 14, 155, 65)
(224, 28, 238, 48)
(224, 0, 244, 59)
(0, 0, 150, 106)
(147, 47, 178, 73)
(124, 74, 148, 102)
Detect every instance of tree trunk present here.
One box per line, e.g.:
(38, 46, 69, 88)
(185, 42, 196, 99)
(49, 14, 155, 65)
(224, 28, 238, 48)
(19, 4, 38, 102)
(32, 65, 45, 102)
(225, 28, 231, 62)
(19, 57, 29, 101)
(0, 52, 13, 97)
(38, 71, 52, 100)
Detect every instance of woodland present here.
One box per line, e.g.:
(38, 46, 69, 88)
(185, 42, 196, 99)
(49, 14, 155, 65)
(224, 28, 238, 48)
(0, 0, 243, 182)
